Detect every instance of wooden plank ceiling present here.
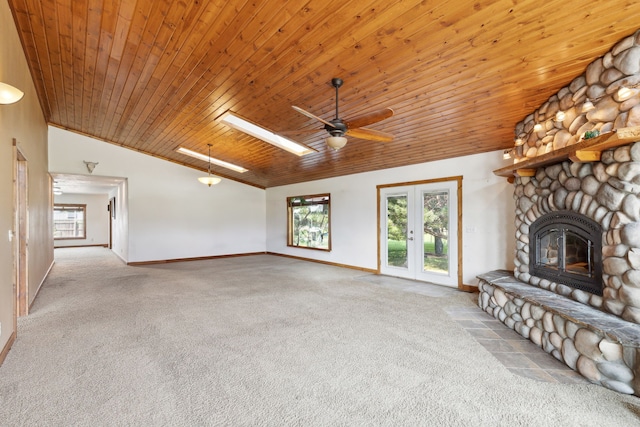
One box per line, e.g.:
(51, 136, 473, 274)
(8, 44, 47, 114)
(8, 0, 640, 188)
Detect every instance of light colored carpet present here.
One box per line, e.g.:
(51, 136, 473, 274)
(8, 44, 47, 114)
(1, 247, 639, 426)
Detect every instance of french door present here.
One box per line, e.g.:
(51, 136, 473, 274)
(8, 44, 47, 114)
(379, 178, 460, 287)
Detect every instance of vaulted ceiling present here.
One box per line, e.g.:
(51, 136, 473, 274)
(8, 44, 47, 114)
(8, 0, 640, 188)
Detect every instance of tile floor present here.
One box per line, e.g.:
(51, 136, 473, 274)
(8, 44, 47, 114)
(360, 274, 589, 384)
(445, 305, 591, 384)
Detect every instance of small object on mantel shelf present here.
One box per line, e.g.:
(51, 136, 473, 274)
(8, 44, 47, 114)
(583, 130, 600, 140)
(493, 126, 640, 179)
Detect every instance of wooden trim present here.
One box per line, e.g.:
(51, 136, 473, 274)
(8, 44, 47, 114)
(54, 238, 89, 241)
(494, 126, 640, 178)
(456, 177, 463, 290)
(515, 169, 536, 177)
(54, 244, 108, 249)
(127, 252, 268, 266)
(376, 188, 381, 274)
(267, 252, 377, 273)
(458, 284, 478, 293)
(286, 193, 331, 252)
(376, 175, 464, 289)
(53, 203, 87, 240)
(0, 331, 16, 367)
(376, 175, 464, 190)
(11, 141, 18, 339)
(570, 150, 601, 162)
(29, 260, 55, 311)
(14, 141, 29, 317)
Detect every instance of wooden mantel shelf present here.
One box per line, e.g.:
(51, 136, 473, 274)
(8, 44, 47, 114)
(494, 126, 640, 179)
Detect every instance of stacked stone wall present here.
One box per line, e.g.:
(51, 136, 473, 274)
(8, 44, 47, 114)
(513, 30, 640, 159)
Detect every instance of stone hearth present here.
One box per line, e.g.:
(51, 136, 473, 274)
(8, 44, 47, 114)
(478, 270, 640, 395)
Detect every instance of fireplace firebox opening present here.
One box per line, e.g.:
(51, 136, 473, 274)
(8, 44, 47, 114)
(529, 210, 602, 296)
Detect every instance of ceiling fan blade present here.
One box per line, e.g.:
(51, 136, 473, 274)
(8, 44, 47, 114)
(346, 127, 394, 142)
(345, 108, 394, 129)
(292, 105, 336, 128)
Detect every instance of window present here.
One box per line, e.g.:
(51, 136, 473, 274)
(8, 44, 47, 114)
(53, 204, 86, 239)
(287, 194, 330, 251)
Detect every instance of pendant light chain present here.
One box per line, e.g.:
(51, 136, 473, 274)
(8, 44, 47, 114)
(197, 143, 221, 187)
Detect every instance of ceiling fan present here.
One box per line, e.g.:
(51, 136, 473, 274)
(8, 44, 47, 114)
(292, 78, 394, 150)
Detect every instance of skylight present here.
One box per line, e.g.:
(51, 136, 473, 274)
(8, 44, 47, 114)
(220, 112, 315, 156)
(176, 147, 248, 173)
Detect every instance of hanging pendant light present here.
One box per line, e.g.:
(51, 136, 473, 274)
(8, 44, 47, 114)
(0, 82, 24, 104)
(197, 144, 221, 187)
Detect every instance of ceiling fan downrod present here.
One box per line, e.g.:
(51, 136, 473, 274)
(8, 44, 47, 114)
(332, 77, 343, 120)
(327, 77, 346, 138)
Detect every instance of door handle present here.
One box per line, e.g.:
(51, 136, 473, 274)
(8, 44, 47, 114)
(408, 237, 414, 241)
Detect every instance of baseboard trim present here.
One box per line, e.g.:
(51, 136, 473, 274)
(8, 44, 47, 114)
(29, 259, 55, 311)
(54, 243, 108, 249)
(0, 331, 16, 367)
(266, 252, 377, 273)
(127, 252, 268, 266)
(127, 250, 470, 287)
(459, 284, 479, 293)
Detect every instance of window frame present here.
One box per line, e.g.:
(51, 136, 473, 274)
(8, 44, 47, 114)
(287, 193, 331, 251)
(53, 203, 87, 240)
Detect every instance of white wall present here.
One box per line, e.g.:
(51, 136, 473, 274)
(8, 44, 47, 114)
(266, 151, 515, 286)
(0, 0, 53, 355)
(53, 193, 109, 247)
(48, 127, 266, 263)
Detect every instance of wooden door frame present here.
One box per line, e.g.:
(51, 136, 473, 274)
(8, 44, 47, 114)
(377, 176, 464, 290)
(14, 140, 29, 317)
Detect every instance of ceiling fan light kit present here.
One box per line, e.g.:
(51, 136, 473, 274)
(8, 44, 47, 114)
(326, 136, 348, 150)
(291, 78, 394, 150)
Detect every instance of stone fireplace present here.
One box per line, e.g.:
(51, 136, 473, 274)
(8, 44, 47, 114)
(478, 28, 640, 396)
(511, 154, 640, 317)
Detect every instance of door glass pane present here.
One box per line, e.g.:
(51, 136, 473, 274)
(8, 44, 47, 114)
(422, 190, 449, 274)
(386, 194, 408, 268)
